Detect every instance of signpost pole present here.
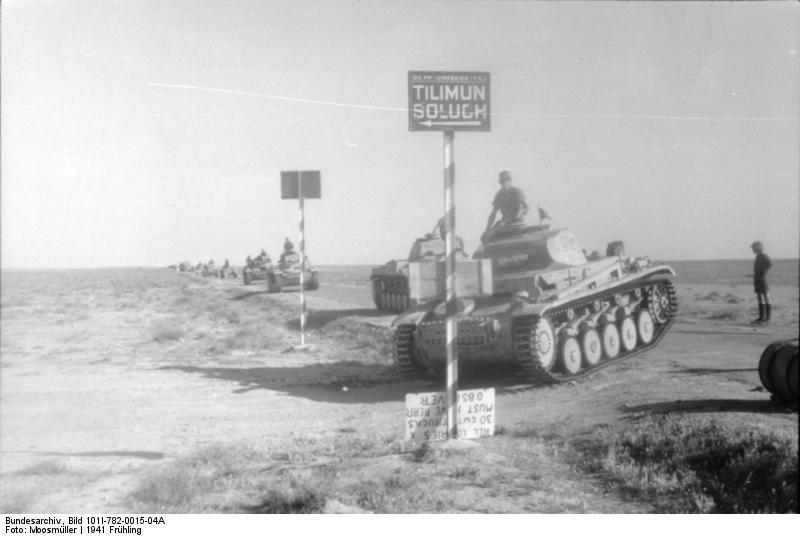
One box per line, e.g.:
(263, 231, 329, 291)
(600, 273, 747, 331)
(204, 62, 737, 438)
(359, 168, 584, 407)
(443, 129, 458, 440)
(298, 175, 306, 347)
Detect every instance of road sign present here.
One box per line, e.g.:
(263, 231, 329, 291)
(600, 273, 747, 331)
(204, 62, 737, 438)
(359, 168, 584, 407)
(408, 71, 491, 131)
(281, 170, 321, 199)
(405, 388, 495, 442)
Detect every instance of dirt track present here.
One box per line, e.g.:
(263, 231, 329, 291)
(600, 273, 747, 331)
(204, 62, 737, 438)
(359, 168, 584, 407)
(0, 267, 797, 512)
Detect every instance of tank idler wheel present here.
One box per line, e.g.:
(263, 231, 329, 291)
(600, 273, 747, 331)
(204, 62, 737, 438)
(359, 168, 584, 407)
(619, 316, 638, 352)
(581, 328, 603, 366)
(602, 322, 621, 359)
(648, 283, 672, 324)
(533, 318, 556, 370)
(559, 336, 582, 374)
(636, 309, 655, 344)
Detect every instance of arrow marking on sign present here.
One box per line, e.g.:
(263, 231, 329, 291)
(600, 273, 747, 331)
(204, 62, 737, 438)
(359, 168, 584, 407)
(421, 120, 484, 127)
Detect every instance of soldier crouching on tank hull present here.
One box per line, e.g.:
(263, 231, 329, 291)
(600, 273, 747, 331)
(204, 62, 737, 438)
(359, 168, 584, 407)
(482, 169, 530, 242)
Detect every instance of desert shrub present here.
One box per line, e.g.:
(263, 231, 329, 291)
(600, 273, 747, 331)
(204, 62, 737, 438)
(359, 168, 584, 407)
(572, 416, 798, 513)
(129, 443, 272, 512)
(351, 471, 426, 513)
(130, 465, 208, 511)
(244, 484, 326, 514)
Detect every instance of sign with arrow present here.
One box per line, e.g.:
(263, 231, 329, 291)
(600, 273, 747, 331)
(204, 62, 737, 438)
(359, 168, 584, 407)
(408, 71, 491, 132)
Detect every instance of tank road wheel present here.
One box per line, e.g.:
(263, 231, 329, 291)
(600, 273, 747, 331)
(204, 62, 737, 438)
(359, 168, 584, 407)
(532, 318, 557, 370)
(581, 328, 603, 367)
(648, 283, 672, 324)
(619, 317, 638, 352)
(636, 309, 655, 345)
(602, 322, 621, 359)
(559, 336, 582, 375)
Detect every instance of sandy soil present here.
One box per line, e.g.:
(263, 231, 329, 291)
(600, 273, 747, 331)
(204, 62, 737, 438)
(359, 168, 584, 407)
(0, 264, 797, 512)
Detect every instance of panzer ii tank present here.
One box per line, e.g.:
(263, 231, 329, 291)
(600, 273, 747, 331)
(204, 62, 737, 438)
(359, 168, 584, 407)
(243, 253, 271, 285)
(371, 220, 467, 312)
(392, 223, 677, 384)
(265, 246, 319, 293)
(201, 260, 220, 278)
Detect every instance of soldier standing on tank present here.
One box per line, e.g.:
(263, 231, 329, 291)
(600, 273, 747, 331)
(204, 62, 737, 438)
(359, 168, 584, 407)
(484, 170, 529, 240)
(750, 240, 772, 324)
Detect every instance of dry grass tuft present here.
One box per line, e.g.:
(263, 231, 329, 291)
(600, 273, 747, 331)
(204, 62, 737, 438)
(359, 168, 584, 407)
(567, 415, 798, 513)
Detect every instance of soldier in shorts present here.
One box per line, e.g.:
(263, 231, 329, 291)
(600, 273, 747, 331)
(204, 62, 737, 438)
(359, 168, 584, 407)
(483, 170, 529, 240)
(750, 241, 772, 324)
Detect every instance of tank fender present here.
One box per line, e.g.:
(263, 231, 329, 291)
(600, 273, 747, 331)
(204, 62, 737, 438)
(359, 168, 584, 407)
(391, 310, 430, 327)
(510, 302, 552, 318)
(635, 265, 676, 279)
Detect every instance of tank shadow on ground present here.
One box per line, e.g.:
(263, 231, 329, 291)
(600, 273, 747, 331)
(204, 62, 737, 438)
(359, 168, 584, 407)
(621, 398, 793, 416)
(286, 308, 392, 329)
(156, 363, 547, 404)
(158, 364, 414, 403)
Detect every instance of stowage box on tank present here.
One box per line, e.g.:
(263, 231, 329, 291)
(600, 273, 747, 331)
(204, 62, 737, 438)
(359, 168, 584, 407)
(392, 223, 677, 384)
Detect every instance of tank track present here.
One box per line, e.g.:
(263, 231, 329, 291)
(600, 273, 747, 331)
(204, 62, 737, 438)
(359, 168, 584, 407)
(372, 276, 409, 312)
(393, 324, 423, 378)
(513, 278, 677, 384)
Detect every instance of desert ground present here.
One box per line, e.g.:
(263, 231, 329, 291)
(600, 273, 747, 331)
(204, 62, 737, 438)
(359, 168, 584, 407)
(1, 259, 797, 513)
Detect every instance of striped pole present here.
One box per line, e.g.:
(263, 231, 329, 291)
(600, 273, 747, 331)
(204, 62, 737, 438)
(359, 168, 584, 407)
(443, 130, 458, 440)
(298, 174, 306, 346)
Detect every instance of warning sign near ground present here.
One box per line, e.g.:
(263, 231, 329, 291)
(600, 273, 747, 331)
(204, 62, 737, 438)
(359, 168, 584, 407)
(408, 71, 491, 132)
(405, 388, 495, 442)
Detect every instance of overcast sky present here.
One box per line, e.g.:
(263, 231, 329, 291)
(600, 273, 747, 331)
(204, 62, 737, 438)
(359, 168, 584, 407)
(2, 0, 798, 269)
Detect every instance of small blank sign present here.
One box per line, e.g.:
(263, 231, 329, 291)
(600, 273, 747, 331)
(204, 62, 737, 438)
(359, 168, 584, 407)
(281, 170, 321, 199)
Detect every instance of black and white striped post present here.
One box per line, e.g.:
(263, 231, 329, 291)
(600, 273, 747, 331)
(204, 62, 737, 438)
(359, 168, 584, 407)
(443, 130, 458, 439)
(280, 170, 321, 349)
(408, 71, 490, 441)
(298, 178, 307, 346)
